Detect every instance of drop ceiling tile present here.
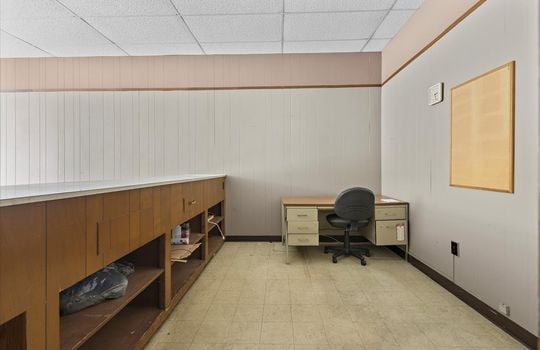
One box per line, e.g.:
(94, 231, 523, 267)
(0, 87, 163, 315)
(86, 16, 194, 44)
(0, 0, 74, 20)
(58, 0, 177, 17)
(185, 14, 282, 43)
(0, 17, 113, 49)
(120, 43, 203, 55)
(202, 41, 281, 54)
(284, 40, 366, 53)
(362, 38, 390, 52)
(172, 0, 282, 15)
(46, 44, 126, 57)
(373, 10, 414, 39)
(393, 0, 424, 10)
(285, 12, 385, 41)
(285, 0, 394, 13)
(0, 31, 51, 57)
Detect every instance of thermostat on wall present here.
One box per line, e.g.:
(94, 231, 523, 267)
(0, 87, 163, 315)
(428, 82, 444, 106)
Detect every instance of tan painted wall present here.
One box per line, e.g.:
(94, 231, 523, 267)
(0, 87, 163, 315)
(382, 0, 485, 83)
(0, 52, 381, 91)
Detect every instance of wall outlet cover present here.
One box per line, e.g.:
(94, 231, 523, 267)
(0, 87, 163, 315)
(451, 241, 459, 256)
(498, 303, 510, 316)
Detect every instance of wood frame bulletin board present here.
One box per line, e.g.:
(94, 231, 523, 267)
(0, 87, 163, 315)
(450, 61, 515, 193)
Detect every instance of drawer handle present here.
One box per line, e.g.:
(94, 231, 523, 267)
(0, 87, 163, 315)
(298, 238, 308, 242)
(298, 227, 309, 230)
(296, 214, 309, 217)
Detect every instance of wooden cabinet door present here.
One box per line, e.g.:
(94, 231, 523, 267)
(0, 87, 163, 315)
(46, 198, 86, 350)
(139, 188, 156, 245)
(170, 183, 187, 226)
(159, 186, 171, 236)
(129, 190, 141, 249)
(86, 195, 104, 275)
(47, 198, 87, 290)
(205, 178, 225, 208)
(188, 181, 205, 218)
(0, 203, 46, 350)
(102, 192, 131, 265)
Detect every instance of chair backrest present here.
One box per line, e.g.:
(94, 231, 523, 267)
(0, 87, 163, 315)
(334, 187, 375, 222)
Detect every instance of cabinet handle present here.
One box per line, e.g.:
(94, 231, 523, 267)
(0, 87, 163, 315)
(183, 198, 186, 212)
(190, 200, 197, 205)
(96, 223, 100, 256)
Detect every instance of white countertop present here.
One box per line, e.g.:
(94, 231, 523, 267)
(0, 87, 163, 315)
(0, 174, 226, 207)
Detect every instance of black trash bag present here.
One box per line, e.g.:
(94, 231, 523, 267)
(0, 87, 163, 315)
(60, 261, 135, 316)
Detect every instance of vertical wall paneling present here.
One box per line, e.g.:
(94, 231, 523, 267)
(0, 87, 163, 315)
(79, 92, 89, 181)
(28, 93, 40, 184)
(132, 92, 140, 178)
(0, 87, 380, 236)
(64, 92, 74, 182)
(5, 93, 15, 184)
(45, 93, 58, 183)
(138, 92, 149, 178)
(15, 92, 29, 184)
(113, 92, 121, 179)
(163, 92, 179, 175)
(153, 92, 164, 176)
(120, 92, 133, 179)
(103, 93, 115, 179)
(0, 93, 7, 185)
(89, 92, 104, 180)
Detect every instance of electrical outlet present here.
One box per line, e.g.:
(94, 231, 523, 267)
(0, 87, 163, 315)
(451, 241, 459, 256)
(498, 303, 510, 316)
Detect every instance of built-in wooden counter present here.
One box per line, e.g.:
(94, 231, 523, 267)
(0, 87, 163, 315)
(0, 175, 226, 350)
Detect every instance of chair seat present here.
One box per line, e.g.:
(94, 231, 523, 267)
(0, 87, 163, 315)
(326, 213, 369, 229)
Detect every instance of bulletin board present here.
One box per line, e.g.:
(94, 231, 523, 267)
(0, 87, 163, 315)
(450, 61, 515, 193)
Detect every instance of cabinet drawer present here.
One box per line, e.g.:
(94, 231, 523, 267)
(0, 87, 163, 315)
(375, 220, 407, 246)
(375, 206, 407, 220)
(287, 208, 318, 221)
(288, 234, 319, 246)
(287, 221, 319, 234)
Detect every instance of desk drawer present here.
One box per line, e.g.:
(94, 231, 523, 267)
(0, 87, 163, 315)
(375, 206, 407, 220)
(287, 208, 318, 221)
(287, 221, 319, 233)
(288, 233, 319, 246)
(376, 220, 407, 245)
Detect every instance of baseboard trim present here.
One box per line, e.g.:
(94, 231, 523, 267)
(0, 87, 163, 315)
(226, 235, 282, 242)
(388, 246, 537, 349)
(225, 235, 368, 243)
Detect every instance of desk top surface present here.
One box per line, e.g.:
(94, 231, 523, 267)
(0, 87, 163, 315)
(281, 194, 407, 207)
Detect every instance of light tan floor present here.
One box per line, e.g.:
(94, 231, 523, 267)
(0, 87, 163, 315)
(146, 242, 526, 350)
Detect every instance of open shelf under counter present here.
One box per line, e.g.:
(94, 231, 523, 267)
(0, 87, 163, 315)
(78, 305, 161, 350)
(208, 215, 223, 225)
(208, 234, 225, 259)
(60, 266, 164, 350)
(189, 233, 205, 245)
(171, 259, 205, 297)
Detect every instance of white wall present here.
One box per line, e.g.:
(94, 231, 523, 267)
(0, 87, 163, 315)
(0, 87, 381, 236)
(381, 0, 538, 334)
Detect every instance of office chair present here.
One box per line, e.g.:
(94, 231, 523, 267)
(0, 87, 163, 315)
(325, 187, 374, 265)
